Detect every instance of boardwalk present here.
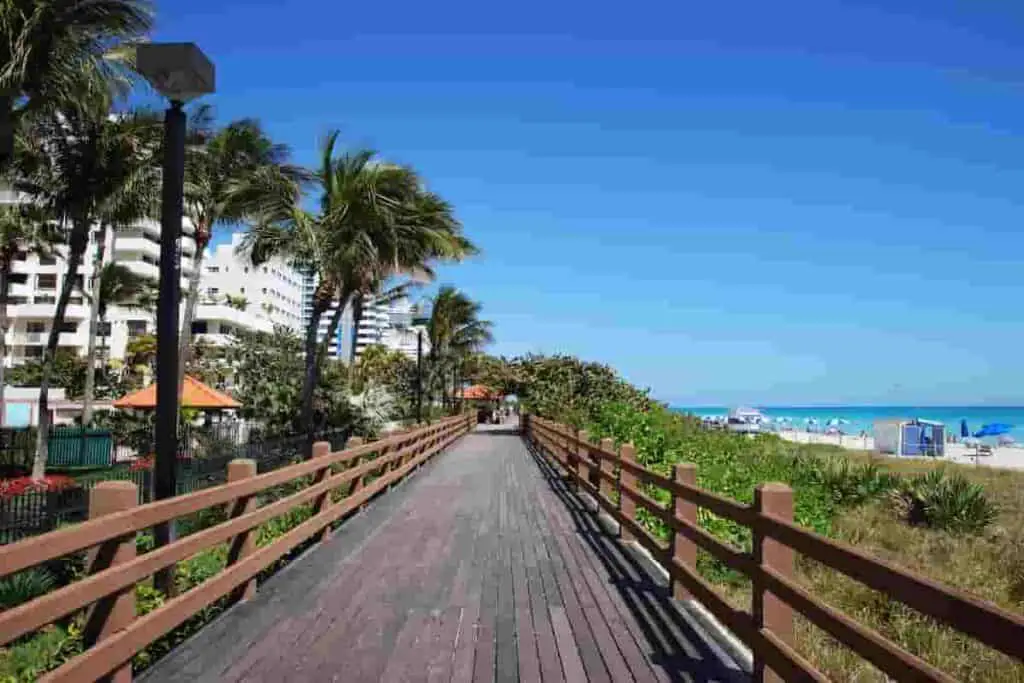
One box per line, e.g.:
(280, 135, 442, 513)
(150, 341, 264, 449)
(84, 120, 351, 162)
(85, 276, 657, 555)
(143, 423, 744, 683)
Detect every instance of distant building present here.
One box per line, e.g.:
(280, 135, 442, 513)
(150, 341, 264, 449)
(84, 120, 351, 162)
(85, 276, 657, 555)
(192, 234, 303, 345)
(295, 272, 428, 362)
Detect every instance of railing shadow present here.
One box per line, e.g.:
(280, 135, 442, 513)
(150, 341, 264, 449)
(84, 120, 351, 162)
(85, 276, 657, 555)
(524, 437, 749, 683)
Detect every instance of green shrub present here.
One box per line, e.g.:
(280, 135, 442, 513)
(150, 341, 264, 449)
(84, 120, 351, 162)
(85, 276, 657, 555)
(892, 470, 997, 534)
(0, 569, 56, 610)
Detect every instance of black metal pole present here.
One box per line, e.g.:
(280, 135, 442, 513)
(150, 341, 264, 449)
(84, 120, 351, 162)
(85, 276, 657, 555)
(0, 94, 13, 171)
(415, 330, 423, 423)
(153, 101, 185, 594)
(452, 364, 458, 414)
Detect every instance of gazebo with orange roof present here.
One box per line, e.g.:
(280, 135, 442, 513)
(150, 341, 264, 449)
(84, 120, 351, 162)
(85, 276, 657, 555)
(457, 384, 502, 401)
(113, 375, 241, 411)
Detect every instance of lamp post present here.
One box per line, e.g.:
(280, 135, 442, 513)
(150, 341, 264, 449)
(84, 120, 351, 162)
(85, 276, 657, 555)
(411, 316, 430, 422)
(137, 43, 214, 593)
(0, 94, 12, 170)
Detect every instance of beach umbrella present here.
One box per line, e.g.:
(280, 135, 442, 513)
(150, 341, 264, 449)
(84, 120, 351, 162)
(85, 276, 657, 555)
(960, 419, 969, 439)
(973, 423, 1013, 438)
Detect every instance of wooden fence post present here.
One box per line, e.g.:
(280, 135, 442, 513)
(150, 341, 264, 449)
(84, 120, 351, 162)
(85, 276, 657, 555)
(619, 443, 637, 542)
(84, 481, 137, 683)
(671, 463, 698, 601)
(347, 437, 366, 496)
(576, 430, 591, 487)
(310, 442, 332, 543)
(754, 482, 795, 683)
(599, 437, 615, 503)
(225, 459, 258, 602)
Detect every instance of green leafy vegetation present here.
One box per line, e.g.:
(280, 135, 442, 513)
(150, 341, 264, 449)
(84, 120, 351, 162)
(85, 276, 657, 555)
(0, 568, 56, 610)
(891, 469, 998, 533)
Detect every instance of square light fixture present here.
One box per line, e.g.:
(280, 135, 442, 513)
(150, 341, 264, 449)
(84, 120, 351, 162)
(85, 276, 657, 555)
(136, 43, 215, 102)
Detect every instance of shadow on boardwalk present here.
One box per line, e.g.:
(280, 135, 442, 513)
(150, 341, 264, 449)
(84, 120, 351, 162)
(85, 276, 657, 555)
(143, 422, 744, 683)
(522, 433, 747, 683)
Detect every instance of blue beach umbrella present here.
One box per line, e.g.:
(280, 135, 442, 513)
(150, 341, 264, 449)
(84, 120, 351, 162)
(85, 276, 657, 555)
(960, 419, 969, 439)
(974, 423, 1013, 438)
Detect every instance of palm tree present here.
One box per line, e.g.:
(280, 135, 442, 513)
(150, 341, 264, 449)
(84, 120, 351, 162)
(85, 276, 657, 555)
(94, 262, 155, 360)
(425, 286, 493, 409)
(80, 110, 161, 423)
(0, 0, 153, 168)
(244, 131, 476, 446)
(15, 96, 160, 478)
(178, 113, 306, 396)
(0, 200, 60, 421)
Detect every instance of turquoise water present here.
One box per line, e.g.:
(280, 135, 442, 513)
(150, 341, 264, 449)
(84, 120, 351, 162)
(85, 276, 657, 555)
(673, 406, 1024, 442)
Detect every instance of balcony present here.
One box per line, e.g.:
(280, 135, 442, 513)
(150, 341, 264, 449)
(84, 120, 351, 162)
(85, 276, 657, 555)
(7, 302, 89, 320)
(194, 303, 273, 334)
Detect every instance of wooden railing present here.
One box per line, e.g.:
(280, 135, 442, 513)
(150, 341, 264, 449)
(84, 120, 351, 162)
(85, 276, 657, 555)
(522, 414, 1024, 683)
(0, 414, 474, 683)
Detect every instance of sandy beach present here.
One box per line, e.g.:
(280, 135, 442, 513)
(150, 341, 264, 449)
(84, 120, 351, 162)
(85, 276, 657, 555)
(776, 430, 1024, 471)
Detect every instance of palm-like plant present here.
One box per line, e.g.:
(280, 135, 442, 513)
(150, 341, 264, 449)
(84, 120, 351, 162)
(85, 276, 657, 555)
(0, 0, 153, 168)
(244, 131, 476, 444)
(0, 200, 60, 420)
(178, 112, 306, 394)
(14, 95, 160, 478)
(94, 262, 155, 357)
(424, 286, 493, 408)
(80, 109, 161, 423)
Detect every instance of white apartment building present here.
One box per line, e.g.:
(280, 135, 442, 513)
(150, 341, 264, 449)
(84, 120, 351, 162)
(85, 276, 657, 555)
(3, 186, 303, 365)
(192, 234, 303, 345)
(4, 217, 199, 367)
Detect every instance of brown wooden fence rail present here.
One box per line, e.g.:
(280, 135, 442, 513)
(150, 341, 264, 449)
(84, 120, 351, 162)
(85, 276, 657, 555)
(522, 414, 1024, 683)
(0, 414, 474, 683)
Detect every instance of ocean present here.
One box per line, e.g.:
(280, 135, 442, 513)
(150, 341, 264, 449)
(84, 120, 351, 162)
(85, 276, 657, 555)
(672, 406, 1024, 442)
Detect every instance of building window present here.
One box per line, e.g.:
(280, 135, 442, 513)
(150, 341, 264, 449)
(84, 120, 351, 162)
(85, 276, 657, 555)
(207, 266, 219, 273)
(127, 321, 147, 337)
(208, 287, 219, 295)
(39, 254, 57, 266)
(37, 274, 57, 290)
(239, 287, 245, 294)
(33, 295, 55, 304)
(59, 321, 77, 333)
(24, 346, 43, 358)
(191, 321, 208, 334)
(244, 267, 249, 274)
(14, 251, 27, 261)
(97, 322, 112, 336)
(26, 321, 45, 334)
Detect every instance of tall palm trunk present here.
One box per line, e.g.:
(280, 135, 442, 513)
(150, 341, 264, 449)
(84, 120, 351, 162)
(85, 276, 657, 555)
(177, 226, 209, 397)
(348, 293, 364, 363)
(301, 302, 330, 454)
(317, 288, 353, 368)
(81, 224, 113, 424)
(0, 252, 12, 426)
(300, 280, 338, 450)
(32, 220, 88, 479)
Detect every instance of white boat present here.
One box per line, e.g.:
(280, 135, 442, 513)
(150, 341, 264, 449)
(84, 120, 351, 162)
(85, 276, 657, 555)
(727, 406, 764, 434)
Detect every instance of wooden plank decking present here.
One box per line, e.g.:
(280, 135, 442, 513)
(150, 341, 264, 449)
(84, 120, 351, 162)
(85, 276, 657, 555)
(143, 422, 745, 683)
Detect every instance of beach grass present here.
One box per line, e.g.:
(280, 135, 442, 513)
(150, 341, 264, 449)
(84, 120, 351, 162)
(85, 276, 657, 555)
(715, 452, 1024, 681)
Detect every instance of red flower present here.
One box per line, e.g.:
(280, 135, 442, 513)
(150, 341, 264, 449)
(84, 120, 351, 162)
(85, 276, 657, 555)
(0, 475, 79, 499)
(129, 455, 155, 471)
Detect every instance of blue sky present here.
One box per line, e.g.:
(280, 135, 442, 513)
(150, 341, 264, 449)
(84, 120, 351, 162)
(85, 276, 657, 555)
(157, 0, 1024, 406)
